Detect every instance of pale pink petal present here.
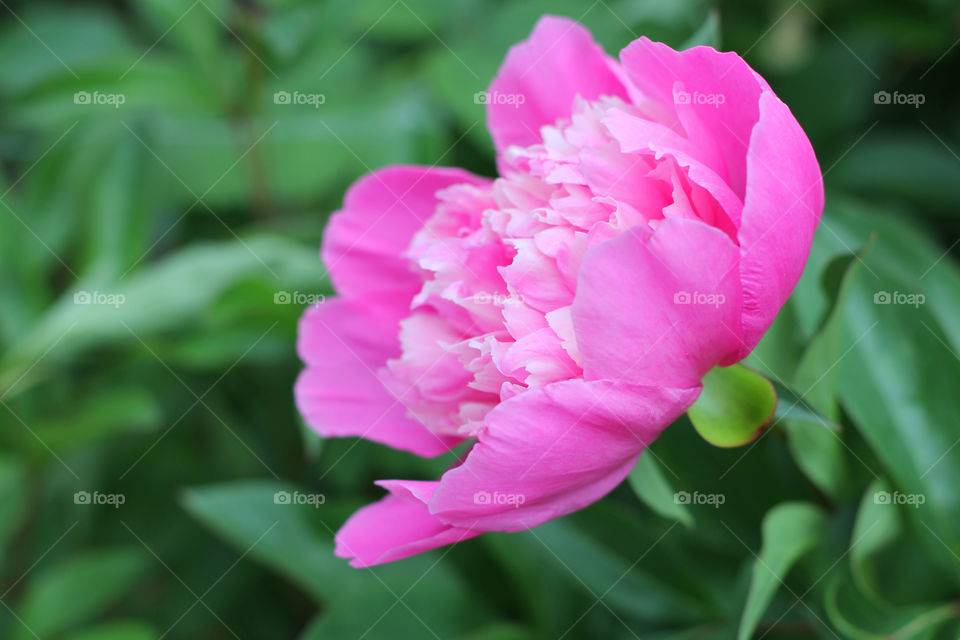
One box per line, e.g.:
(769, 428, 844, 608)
(499, 327, 581, 386)
(544, 306, 581, 366)
(499, 238, 573, 313)
(429, 379, 699, 531)
(335, 480, 480, 567)
(736, 91, 823, 356)
(380, 310, 499, 437)
(572, 217, 743, 389)
(323, 166, 489, 299)
(578, 145, 671, 215)
(487, 15, 628, 154)
(409, 233, 513, 332)
(501, 300, 550, 340)
(295, 296, 460, 457)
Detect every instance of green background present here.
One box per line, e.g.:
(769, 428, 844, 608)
(1, 0, 959, 638)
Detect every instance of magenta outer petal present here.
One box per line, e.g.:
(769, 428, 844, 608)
(736, 92, 824, 357)
(428, 379, 699, 531)
(295, 296, 461, 457)
(322, 165, 489, 300)
(334, 480, 481, 567)
(486, 15, 628, 155)
(573, 217, 743, 389)
(617, 37, 821, 358)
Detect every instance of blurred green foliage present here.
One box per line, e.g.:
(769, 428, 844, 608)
(0, 0, 959, 638)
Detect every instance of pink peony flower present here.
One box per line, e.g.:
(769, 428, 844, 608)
(295, 15, 823, 567)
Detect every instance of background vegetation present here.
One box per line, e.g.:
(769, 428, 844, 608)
(1, 0, 959, 638)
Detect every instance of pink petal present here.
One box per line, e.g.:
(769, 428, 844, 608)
(618, 37, 768, 199)
(323, 166, 489, 299)
(487, 15, 628, 155)
(429, 379, 699, 531)
(572, 217, 743, 389)
(736, 91, 823, 356)
(602, 107, 743, 231)
(335, 480, 480, 568)
(295, 296, 460, 457)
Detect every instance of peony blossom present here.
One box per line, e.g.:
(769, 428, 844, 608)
(295, 15, 823, 567)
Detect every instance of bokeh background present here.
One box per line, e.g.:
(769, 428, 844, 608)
(1, 0, 959, 638)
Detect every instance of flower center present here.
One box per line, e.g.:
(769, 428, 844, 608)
(379, 95, 730, 436)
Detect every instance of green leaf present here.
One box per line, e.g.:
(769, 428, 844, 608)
(65, 621, 158, 640)
(827, 199, 960, 581)
(27, 386, 161, 453)
(134, 0, 227, 77)
(456, 623, 535, 640)
(738, 502, 827, 640)
(511, 519, 711, 624)
(184, 482, 489, 638)
(839, 293, 960, 579)
(782, 241, 875, 500)
(688, 364, 776, 448)
(15, 548, 148, 640)
(628, 452, 694, 528)
(298, 595, 484, 640)
(770, 379, 839, 430)
(0, 7, 132, 96)
(850, 479, 901, 597)
(80, 135, 151, 280)
(826, 477, 959, 638)
(181, 481, 355, 603)
(831, 132, 960, 212)
(825, 569, 958, 639)
(0, 456, 27, 564)
(0, 235, 327, 396)
(682, 8, 720, 48)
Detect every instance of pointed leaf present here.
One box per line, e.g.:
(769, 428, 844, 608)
(738, 502, 827, 640)
(628, 452, 694, 527)
(15, 548, 148, 640)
